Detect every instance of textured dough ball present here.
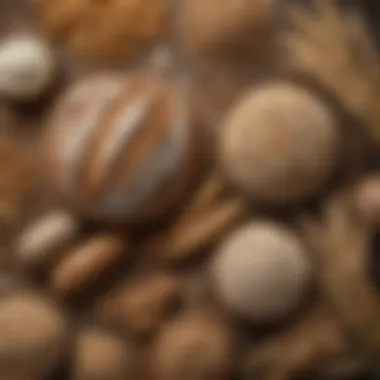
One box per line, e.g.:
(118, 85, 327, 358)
(219, 82, 339, 204)
(73, 327, 133, 380)
(211, 220, 311, 323)
(0, 34, 56, 100)
(151, 311, 234, 380)
(179, 0, 275, 64)
(35, 0, 166, 63)
(0, 291, 68, 379)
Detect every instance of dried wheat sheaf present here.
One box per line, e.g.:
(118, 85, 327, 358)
(283, 0, 380, 146)
(242, 301, 358, 380)
(301, 193, 380, 362)
(139, 172, 248, 264)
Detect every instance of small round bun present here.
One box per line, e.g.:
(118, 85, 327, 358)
(211, 220, 311, 323)
(219, 82, 339, 205)
(151, 310, 234, 380)
(73, 327, 133, 380)
(0, 291, 68, 379)
(0, 34, 57, 100)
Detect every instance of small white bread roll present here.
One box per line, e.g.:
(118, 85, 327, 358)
(0, 34, 57, 100)
(211, 220, 312, 323)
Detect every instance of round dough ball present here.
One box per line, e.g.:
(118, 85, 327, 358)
(211, 220, 311, 323)
(73, 327, 133, 380)
(0, 34, 56, 100)
(0, 291, 68, 379)
(219, 82, 339, 204)
(151, 311, 233, 380)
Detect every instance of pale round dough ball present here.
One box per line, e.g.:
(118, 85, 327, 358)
(73, 327, 133, 380)
(211, 220, 312, 323)
(0, 34, 57, 100)
(219, 82, 339, 204)
(0, 291, 68, 379)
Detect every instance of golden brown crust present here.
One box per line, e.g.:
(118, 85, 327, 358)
(300, 192, 380, 361)
(34, 0, 168, 63)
